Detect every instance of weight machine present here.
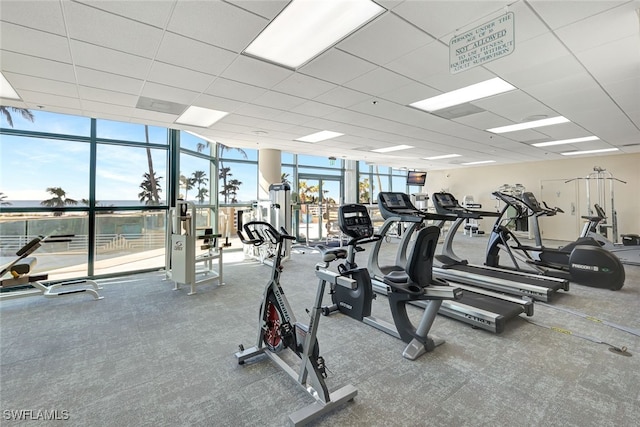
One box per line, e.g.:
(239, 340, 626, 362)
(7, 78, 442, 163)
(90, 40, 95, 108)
(565, 167, 626, 243)
(166, 200, 224, 295)
(1, 235, 103, 301)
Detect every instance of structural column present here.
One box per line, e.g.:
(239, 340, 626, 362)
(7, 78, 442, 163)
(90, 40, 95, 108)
(258, 148, 282, 199)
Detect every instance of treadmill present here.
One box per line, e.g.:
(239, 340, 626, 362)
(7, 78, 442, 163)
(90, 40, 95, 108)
(368, 192, 533, 334)
(430, 192, 569, 302)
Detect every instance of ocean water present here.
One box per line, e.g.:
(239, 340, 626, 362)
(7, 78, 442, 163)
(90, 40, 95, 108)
(1, 200, 165, 209)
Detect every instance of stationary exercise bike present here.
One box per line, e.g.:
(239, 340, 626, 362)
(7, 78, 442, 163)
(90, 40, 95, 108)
(487, 191, 625, 290)
(235, 221, 357, 426)
(0, 234, 103, 301)
(579, 204, 640, 266)
(318, 203, 462, 360)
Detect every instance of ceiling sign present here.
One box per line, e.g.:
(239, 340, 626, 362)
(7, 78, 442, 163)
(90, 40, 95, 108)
(449, 12, 515, 74)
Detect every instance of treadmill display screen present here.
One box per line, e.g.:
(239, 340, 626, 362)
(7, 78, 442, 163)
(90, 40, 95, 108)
(433, 193, 457, 208)
(382, 193, 407, 208)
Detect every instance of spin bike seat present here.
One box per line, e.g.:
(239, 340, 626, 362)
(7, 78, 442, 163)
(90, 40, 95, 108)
(315, 245, 348, 263)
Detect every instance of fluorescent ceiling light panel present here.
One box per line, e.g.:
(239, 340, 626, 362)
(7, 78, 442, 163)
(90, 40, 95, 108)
(295, 130, 344, 143)
(561, 148, 619, 156)
(487, 116, 570, 133)
(461, 160, 496, 165)
(423, 154, 461, 160)
(0, 72, 21, 99)
(371, 144, 414, 153)
(410, 78, 516, 112)
(532, 136, 599, 147)
(175, 106, 228, 127)
(244, 0, 385, 69)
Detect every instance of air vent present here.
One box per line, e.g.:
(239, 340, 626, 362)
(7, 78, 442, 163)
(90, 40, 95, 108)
(429, 103, 485, 119)
(136, 97, 187, 115)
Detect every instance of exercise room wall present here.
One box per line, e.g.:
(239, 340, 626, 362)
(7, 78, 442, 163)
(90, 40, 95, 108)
(424, 153, 640, 241)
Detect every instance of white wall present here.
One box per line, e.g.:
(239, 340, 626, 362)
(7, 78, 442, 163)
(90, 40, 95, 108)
(424, 153, 640, 241)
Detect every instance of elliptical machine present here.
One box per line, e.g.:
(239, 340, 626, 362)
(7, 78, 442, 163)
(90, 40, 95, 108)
(487, 191, 625, 290)
(318, 203, 462, 360)
(235, 221, 357, 426)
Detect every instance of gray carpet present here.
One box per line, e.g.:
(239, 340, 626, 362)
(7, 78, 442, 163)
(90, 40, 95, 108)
(1, 234, 639, 426)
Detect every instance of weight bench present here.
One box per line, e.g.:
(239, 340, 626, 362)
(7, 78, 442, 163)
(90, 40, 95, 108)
(1, 235, 103, 301)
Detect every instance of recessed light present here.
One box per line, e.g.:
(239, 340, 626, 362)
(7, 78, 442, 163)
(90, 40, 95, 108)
(423, 154, 461, 160)
(175, 106, 228, 127)
(409, 78, 516, 112)
(244, 0, 385, 69)
(532, 136, 599, 147)
(0, 72, 21, 100)
(487, 116, 570, 134)
(461, 160, 496, 165)
(295, 130, 344, 143)
(561, 148, 619, 156)
(371, 145, 414, 153)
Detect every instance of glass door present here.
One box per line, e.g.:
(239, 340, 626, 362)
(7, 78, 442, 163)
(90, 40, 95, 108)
(296, 175, 342, 243)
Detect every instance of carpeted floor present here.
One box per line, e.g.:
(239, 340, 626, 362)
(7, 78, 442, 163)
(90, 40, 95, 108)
(1, 233, 639, 426)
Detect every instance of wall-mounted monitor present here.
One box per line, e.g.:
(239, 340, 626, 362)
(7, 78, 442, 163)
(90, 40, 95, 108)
(407, 171, 427, 186)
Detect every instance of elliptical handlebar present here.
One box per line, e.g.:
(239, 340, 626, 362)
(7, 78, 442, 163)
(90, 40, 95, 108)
(237, 221, 296, 247)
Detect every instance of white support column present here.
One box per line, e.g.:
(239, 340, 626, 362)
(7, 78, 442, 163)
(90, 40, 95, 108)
(258, 149, 281, 200)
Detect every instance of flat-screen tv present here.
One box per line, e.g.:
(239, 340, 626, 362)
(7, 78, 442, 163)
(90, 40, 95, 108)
(407, 171, 427, 186)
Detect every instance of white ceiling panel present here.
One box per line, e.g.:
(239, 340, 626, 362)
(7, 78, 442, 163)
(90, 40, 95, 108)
(75, 0, 177, 28)
(0, 50, 76, 83)
(146, 61, 215, 92)
(337, 12, 434, 65)
(3, 73, 78, 99)
(0, 0, 67, 35)
(302, 48, 377, 85)
(75, 67, 144, 95)
(70, 40, 152, 80)
(0, 23, 71, 62)
(0, 0, 637, 170)
(63, 2, 164, 58)
(167, 0, 267, 52)
(155, 32, 238, 75)
(204, 77, 266, 103)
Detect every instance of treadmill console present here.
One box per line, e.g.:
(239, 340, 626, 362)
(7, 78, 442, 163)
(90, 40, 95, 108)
(432, 192, 459, 209)
(338, 204, 374, 239)
(521, 192, 542, 212)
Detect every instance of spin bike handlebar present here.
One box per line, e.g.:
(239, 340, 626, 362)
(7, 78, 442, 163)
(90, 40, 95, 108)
(237, 221, 296, 247)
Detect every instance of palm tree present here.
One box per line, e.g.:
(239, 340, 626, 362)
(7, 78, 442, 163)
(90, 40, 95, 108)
(40, 187, 78, 216)
(143, 125, 160, 204)
(139, 172, 163, 205)
(224, 179, 243, 203)
(359, 178, 371, 203)
(179, 174, 195, 200)
(0, 192, 11, 206)
(0, 106, 34, 128)
(191, 170, 208, 204)
(217, 143, 247, 204)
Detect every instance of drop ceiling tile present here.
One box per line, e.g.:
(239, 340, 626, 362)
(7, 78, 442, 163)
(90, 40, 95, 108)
(0, 23, 71, 62)
(3, 73, 78, 98)
(343, 67, 414, 96)
(78, 86, 139, 107)
(288, 101, 341, 119)
(147, 61, 215, 92)
(76, 66, 144, 95)
(204, 77, 267, 103)
(0, 50, 76, 83)
(18, 90, 81, 110)
(81, 100, 136, 117)
(192, 93, 245, 113)
(70, 40, 152, 80)
(224, 0, 288, 19)
(232, 103, 283, 120)
(271, 73, 336, 99)
(384, 42, 449, 84)
(576, 36, 640, 85)
(528, 0, 628, 30)
(251, 91, 306, 111)
(553, 2, 638, 53)
(0, 0, 66, 35)
(75, 0, 177, 28)
(140, 82, 199, 105)
(392, 0, 511, 39)
(156, 32, 238, 75)
(221, 55, 292, 88)
(301, 48, 377, 85)
(337, 12, 435, 65)
(168, 0, 267, 52)
(64, 1, 164, 58)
